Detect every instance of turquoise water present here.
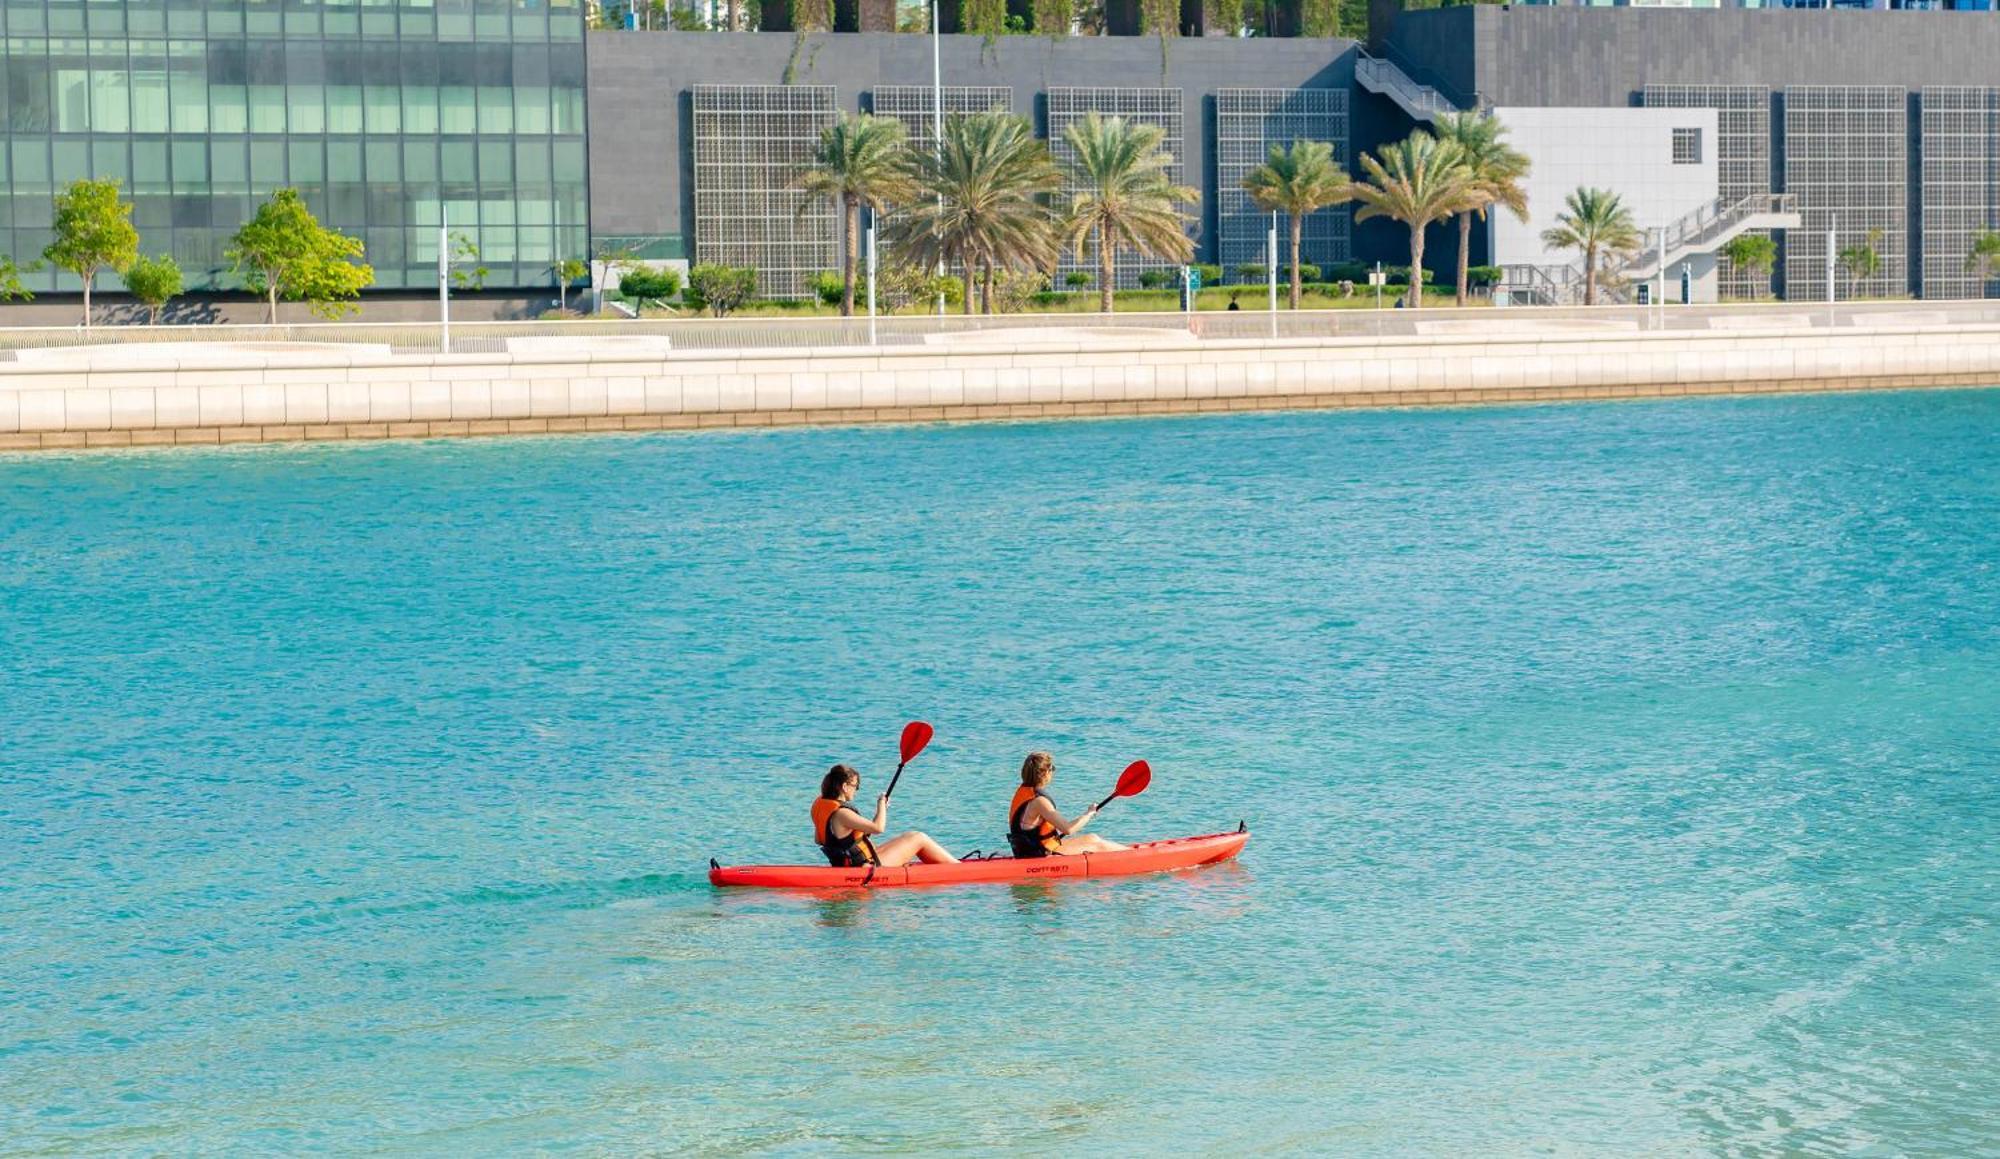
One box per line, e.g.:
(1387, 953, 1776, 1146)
(3, 391, 1997, 1154)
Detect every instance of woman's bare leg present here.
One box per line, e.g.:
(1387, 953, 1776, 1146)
(1056, 834, 1126, 854)
(874, 831, 958, 866)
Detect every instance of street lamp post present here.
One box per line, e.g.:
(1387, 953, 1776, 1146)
(932, 0, 945, 319)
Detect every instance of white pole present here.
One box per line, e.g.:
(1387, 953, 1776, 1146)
(866, 220, 878, 346)
(1267, 213, 1279, 337)
(1827, 210, 1837, 321)
(932, 0, 945, 319)
(439, 205, 450, 355)
(1655, 227, 1665, 329)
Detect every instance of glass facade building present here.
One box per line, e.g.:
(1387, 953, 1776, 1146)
(0, 0, 587, 294)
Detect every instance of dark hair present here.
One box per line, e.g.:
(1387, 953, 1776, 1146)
(821, 764, 859, 799)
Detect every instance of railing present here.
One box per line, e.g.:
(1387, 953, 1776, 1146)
(2, 298, 1995, 362)
(1531, 193, 1801, 303)
(1374, 39, 1483, 112)
(1355, 52, 1462, 121)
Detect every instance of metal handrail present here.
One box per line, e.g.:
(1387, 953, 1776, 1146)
(1355, 52, 1462, 120)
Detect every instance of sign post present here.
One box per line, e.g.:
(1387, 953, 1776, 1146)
(439, 205, 450, 355)
(866, 220, 878, 346)
(1370, 262, 1386, 310)
(1267, 214, 1279, 338)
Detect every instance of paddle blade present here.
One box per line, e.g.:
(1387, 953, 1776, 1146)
(1114, 760, 1152, 799)
(899, 721, 935, 765)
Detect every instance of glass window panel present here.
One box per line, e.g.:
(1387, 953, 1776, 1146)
(365, 139, 400, 181)
(212, 138, 249, 187)
(11, 138, 51, 191)
(207, 8, 244, 35)
(55, 67, 91, 131)
(8, 52, 51, 132)
(48, 5, 85, 34)
(169, 53, 207, 133)
(53, 138, 90, 183)
(440, 139, 474, 182)
(91, 139, 128, 181)
(514, 139, 549, 184)
(171, 139, 207, 188)
(513, 86, 548, 135)
(553, 139, 584, 179)
(326, 84, 362, 134)
(133, 140, 170, 188)
(477, 138, 510, 184)
(289, 84, 325, 134)
(402, 85, 438, 134)
(402, 139, 437, 181)
(211, 84, 248, 133)
(91, 69, 131, 133)
(289, 139, 326, 182)
(476, 86, 511, 135)
(132, 66, 169, 132)
(251, 139, 286, 187)
(551, 87, 582, 135)
(10, 4, 48, 33)
(248, 84, 285, 134)
(440, 86, 474, 134)
(327, 138, 362, 182)
(480, 226, 515, 262)
(364, 85, 399, 134)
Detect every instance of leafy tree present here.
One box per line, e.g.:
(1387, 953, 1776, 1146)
(617, 266, 682, 307)
(810, 269, 846, 307)
(1349, 132, 1479, 309)
(1837, 227, 1885, 299)
(0, 256, 38, 303)
(683, 264, 756, 316)
(227, 189, 373, 322)
(44, 178, 140, 328)
(893, 110, 1063, 315)
(1064, 270, 1092, 290)
(1192, 262, 1222, 286)
(553, 257, 589, 312)
(1233, 263, 1267, 283)
(1434, 111, 1531, 308)
(1965, 229, 2000, 290)
(123, 255, 184, 325)
(1280, 263, 1322, 284)
(794, 113, 918, 317)
(448, 231, 488, 292)
(1241, 139, 1351, 310)
(1137, 268, 1173, 290)
(1721, 233, 1777, 297)
(1540, 186, 1643, 307)
(1059, 112, 1197, 313)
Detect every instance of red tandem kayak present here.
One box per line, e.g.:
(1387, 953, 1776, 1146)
(709, 826, 1249, 889)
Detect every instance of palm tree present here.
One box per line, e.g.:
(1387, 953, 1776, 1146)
(1837, 227, 1885, 299)
(1059, 112, 1197, 313)
(1541, 187, 1642, 306)
(794, 113, 919, 317)
(1347, 132, 1477, 309)
(892, 110, 1062, 315)
(1434, 111, 1531, 308)
(1966, 229, 2000, 293)
(1241, 140, 1351, 311)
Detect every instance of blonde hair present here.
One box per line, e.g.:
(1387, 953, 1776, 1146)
(1020, 751, 1053, 788)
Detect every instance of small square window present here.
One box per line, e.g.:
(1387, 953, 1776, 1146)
(1672, 127, 1703, 165)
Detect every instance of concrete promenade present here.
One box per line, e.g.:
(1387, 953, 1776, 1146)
(1, 314, 1994, 452)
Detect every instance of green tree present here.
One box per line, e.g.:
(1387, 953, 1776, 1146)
(448, 231, 488, 292)
(1540, 186, 1642, 307)
(44, 178, 140, 328)
(1059, 112, 1197, 313)
(123, 255, 184, 325)
(227, 189, 373, 322)
(1349, 132, 1478, 309)
(794, 113, 918, 317)
(1838, 227, 1885, 299)
(683, 264, 756, 317)
(1721, 233, 1778, 297)
(1241, 139, 1352, 310)
(893, 110, 1062, 315)
(617, 266, 682, 308)
(1965, 229, 2000, 291)
(1434, 111, 1531, 307)
(0, 257, 38, 303)
(553, 257, 590, 312)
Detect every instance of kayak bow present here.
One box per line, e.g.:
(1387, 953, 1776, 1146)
(708, 826, 1249, 889)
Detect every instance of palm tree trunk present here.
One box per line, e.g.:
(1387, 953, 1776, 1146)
(1583, 244, 1597, 307)
(962, 256, 975, 316)
(981, 261, 996, 315)
(1407, 224, 1425, 309)
(1097, 222, 1114, 314)
(1455, 211, 1472, 309)
(1288, 215, 1303, 312)
(842, 198, 859, 317)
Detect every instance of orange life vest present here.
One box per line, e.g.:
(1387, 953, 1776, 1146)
(1009, 785, 1061, 857)
(812, 797, 879, 867)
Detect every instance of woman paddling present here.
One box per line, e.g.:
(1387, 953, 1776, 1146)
(812, 764, 957, 868)
(1008, 752, 1128, 858)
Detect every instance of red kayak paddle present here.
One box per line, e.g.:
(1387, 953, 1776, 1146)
(882, 720, 934, 800)
(1094, 760, 1152, 813)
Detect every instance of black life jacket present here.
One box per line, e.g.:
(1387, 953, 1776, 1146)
(813, 797, 880, 868)
(1008, 787, 1061, 859)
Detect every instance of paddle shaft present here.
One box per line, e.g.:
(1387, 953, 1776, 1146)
(884, 760, 909, 800)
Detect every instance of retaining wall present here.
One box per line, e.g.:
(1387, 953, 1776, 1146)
(0, 324, 1993, 452)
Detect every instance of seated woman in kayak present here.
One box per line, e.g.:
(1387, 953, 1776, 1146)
(1008, 752, 1128, 858)
(812, 764, 958, 868)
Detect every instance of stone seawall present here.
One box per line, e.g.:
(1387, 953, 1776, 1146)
(1, 322, 1994, 452)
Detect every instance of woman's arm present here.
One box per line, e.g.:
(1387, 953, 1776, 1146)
(1031, 798, 1097, 836)
(832, 798, 889, 837)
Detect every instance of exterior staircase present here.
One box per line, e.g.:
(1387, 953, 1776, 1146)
(1499, 193, 1802, 306)
(1356, 52, 1463, 123)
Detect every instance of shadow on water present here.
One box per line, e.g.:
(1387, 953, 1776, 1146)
(290, 871, 707, 928)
